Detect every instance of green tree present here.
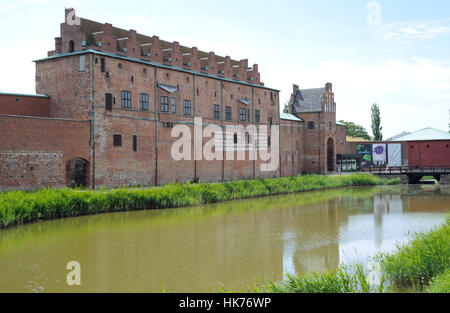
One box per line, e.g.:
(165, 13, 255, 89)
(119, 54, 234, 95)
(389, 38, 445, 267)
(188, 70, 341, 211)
(283, 102, 290, 114)
(338, 120, 371, 140)
(371, 103, 383, 141)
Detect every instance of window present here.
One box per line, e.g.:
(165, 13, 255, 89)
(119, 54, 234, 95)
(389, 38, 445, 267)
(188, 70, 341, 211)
(226, 106, 232, 121)
(139, 93, 149, 111)
(133, 136, 137, 152)
(160, 96, 169, 112)
(269, 117, 273, 127)
(268, 136, 271, 147)
(121, 91, 131, 108)
(183, 100, 191, 115)
(213, 104, 220, 119)
(79, 55, 86, 72)
(329, 121, 332, 130)
(270, 92, 273, 101)
(101, 58, 105, 73)
(113, 134, 122, 147)
(240, 108, 247, 121)
(255, 110, 260, 123)
(105, 93, 113, 111)
(246, 132, 250, 144)
(308, 121, 315, 130)
(233, 134, 238, 144)
(171, 97, 176, 113)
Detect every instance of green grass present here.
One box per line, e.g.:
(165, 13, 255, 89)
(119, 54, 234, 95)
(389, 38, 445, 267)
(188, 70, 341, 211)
(0, 173, 400, 229)
(425, 268, 450, 293)
(250, 264, 388, 293)
(378, 216, 450, 292)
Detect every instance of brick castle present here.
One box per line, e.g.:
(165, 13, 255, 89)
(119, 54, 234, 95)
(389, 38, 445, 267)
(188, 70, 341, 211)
(0, 9, 346, 190)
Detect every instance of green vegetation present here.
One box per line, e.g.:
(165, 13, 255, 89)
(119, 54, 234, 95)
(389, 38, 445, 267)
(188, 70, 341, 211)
(339, 120, 372, 140)
(425, 268, 450, 293)
(0, 174, 400, 229)
(251, 265, 388, 293)
(371, 103, 383, 141)
(378, 216, 450, 292)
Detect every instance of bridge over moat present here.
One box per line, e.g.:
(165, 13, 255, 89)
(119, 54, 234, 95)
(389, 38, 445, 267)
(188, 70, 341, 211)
(366, 166, 450, 185)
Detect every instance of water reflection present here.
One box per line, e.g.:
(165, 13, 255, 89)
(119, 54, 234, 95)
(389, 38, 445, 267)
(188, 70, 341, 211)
(0, 185, 448, 293)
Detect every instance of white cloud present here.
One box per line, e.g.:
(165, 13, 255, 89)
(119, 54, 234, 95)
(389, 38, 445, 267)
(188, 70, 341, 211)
(374, 19, 450, 42)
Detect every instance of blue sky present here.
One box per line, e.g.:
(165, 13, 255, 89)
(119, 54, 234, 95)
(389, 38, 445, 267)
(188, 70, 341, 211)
(1, 0, 449, 138)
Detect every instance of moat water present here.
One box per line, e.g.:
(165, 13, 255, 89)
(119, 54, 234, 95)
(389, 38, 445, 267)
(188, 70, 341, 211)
(0, 185, 448, 293)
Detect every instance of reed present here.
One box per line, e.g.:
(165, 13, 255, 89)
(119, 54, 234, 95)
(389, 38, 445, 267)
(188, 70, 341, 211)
(378, 216, 450, 291)
(0, 173, 400, 229)
(250, 264, 388, 293)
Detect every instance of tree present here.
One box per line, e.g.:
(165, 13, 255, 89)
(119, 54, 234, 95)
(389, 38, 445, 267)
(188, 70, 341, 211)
(283, 102, 290, 114)
(338, 120, 371, 140)
(371, 103, 383, 141)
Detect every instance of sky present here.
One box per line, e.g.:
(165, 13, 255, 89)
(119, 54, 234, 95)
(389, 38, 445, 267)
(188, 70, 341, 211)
(0, 0, 449, 138)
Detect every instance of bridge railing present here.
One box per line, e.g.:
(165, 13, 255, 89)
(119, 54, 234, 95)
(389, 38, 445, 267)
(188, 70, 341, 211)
(366, 166, 450, 174)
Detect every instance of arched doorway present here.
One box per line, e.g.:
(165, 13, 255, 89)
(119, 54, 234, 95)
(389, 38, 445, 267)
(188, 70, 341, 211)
(327, 138, 335, 172)
(69, 40, 75, 53)
(66, 158, 89, 188)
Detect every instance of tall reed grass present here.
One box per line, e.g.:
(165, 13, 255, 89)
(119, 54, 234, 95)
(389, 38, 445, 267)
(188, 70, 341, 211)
(251, 264, 388, 293)
(0, 173, 399, 229)
(378, 216, 450, 292)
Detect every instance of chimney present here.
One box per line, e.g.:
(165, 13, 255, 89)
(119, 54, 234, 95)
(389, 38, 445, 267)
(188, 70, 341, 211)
(55, 37, 62, 53)
(293, 84, 299, 94)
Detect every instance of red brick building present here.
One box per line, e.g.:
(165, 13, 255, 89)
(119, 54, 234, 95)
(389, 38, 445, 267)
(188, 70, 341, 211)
(286, 83, 346, 174)
(0, 9, 345, 190)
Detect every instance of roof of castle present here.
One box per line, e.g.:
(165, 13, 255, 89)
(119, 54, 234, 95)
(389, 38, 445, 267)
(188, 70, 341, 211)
(0, 91, 50, 98)
(79, 17, 241, 67)
(291, 88, 325, 113)
(280, 112, 304, 122)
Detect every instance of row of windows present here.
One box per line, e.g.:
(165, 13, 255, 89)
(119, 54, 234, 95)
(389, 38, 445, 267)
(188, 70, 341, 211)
(113, 134, 137, 152)
(113, 133, 271, 150)
(107, 91, 262, 122)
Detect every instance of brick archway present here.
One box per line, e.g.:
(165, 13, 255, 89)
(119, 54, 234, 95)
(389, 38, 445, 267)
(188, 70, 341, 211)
(327, 138, 335, 172)
(66, 158, 89, 188)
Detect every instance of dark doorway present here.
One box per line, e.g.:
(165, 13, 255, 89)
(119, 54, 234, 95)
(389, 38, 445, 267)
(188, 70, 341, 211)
(66, 158, 89, 188)
(327, 138, 335, 172)
(69, 40, 75, 53)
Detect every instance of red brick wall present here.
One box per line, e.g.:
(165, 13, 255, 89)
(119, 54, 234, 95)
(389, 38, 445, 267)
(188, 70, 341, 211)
(280, 119, 304, 176)
(336, 125, 346, 155)
(68, 53, 281, 187)
(0, 94, 50, 117)
(0, 115, 91, 190)
(36, 55, 91, 120)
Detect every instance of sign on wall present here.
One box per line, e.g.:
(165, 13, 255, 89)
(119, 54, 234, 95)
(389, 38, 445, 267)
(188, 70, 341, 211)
(388, 144, 402, 167)
(357, 144, 372, 168)
(372, 144, 387, 166)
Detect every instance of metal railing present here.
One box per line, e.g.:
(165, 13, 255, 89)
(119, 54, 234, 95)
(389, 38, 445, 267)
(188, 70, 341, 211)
(366, 166, 450, 175)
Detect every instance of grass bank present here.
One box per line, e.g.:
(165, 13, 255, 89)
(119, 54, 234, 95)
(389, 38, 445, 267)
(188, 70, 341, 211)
(0, 173, 399, 229)
(250, 265, 388, 293)
(378, 216, 450, 292)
